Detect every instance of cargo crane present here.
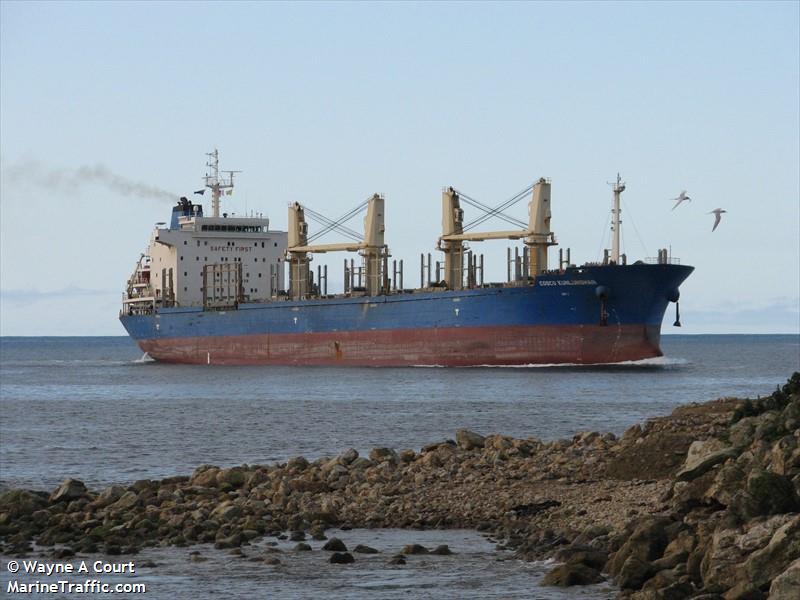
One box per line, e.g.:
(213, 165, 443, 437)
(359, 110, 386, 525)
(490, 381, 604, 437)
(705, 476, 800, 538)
(437, 178, 556, 290)
(286, 194, 387, 299)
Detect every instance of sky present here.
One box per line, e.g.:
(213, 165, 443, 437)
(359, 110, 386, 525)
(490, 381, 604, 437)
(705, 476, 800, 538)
(1, 1, 798, 336)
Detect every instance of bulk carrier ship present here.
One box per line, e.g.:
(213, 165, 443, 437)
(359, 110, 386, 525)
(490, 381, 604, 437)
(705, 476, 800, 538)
(120, 150, 692, 366)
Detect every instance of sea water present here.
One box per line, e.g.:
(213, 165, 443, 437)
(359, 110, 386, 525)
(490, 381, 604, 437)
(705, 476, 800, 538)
(1, 334, 798, 598)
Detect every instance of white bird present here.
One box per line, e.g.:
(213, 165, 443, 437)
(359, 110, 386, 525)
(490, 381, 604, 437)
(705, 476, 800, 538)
(671, 190, 691, 210)
(709, 208, 727, 232)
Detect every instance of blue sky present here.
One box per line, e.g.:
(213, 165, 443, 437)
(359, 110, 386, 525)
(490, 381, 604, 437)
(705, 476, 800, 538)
(1, 1, 798, 335)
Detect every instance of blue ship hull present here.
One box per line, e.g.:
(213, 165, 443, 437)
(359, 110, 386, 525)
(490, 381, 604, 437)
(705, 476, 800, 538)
(120, 264, 692, 366)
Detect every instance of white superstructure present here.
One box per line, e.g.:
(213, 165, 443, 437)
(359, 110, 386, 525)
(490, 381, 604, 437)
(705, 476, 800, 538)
(123, 151, 288, 313)
(147, 205, 287, 307)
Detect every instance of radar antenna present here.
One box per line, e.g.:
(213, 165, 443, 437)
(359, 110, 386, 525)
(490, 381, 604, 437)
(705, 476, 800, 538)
(204, 149, 241, 218)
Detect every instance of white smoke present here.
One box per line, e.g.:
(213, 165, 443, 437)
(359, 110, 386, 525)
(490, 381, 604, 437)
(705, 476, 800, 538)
(2, 159, 177, 201)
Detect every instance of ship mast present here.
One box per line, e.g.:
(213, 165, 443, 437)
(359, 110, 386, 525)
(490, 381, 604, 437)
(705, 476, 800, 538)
(204, 149, 241, 218)
(609, 173, 625, 264)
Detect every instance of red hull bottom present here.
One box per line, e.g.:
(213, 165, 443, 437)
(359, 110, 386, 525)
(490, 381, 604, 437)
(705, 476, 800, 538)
(138, 324, 663, 366)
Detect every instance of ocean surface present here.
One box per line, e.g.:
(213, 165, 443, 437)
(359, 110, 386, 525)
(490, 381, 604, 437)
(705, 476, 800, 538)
(1, 334, 798, 598)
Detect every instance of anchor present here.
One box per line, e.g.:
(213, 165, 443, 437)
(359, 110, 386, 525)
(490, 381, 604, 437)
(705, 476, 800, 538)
(673, 301, 681, 327)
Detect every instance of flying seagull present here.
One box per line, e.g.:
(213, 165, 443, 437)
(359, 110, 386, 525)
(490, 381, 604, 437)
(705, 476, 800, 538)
(671, 190, 691, 210)
(709, 208, 727, 232)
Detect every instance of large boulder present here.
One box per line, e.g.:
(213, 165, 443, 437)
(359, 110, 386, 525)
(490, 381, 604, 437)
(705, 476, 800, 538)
(49, 479, 88, 503)
(617, 556, 656, 590)
(189, 466, 220, 487)
(769, 557, 800, 600)
(337, 448, 359, 466)
(553, 545, 608, 570)
(215, 468, 246, 488)
(729, 469, 800, 520)
(456, 429, 486, 451)
(676, 440, 738, 482)
(701, 514, 795, 593)
(607, 517, 672, 577)
(742, 515, 800, 591)
(769, 435, 800, 477)
(705, 462, 750, 508)
(286, 456, 309, 473)
(110, 491, 140, 511)
(401, 544, 429, 555)
(92, 485, 125, 508)
(210, 501, 241, 521)
(541, 563, 604, 587)
(329, 552, 354, 564)
(322, 537, 347, 552)
(368, 448, 398, 463)
(0, 489, 48, 521)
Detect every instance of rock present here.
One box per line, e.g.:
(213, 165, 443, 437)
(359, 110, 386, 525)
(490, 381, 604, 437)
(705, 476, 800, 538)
(368, 448, 398, 463)
(289, 530, 306, 541)
(701, 514, 794, 592)
(742, 515, 800, 590)
(663, 530, 696, 557)
(322, 537, 347, 552)
(770, 435, 799, 476)
(729, 417, 757, 448)
(263, 557, 281, 565)
(286, 456, 309, 473)
(617, 556, 656, 590)
(607, 517, 671, 577)
(541, 563, 604, 587)
(52, 546, 75, 559)
(672, 469, 718, 511)
(401, 544, 429, 555)
(329, 552, 354, 564)
(676, 440, 738, 482)
(553, 545, 607, 570)
(49, 479, 88, 503)
(653, 581, 696, 600)
(110, 491, 139, 511)
(743, 469, 799, 516)
(456, 429, 486, 450)
(705, 462, 749, 508)
(214, 533, 243, 549)
(651, 550, 688, 572)
(189, 466, 220, 487)
(93, 486, 125, 508)
(338, 449, 359, 465)
(721, 582, 766, 600)
(353, 544, 379, 554)
(0, 489, 47, 517)
(430, 545, 453, 555)
(210, 502, 241, 521)
(399, 449, 416, 463)
(511, 500, 560, 516)
(769, 557, 800, 600)
(753, 412, 780, 442)
(215, 468, 246, 488)
(388, 555, 406, 565)
(294, 543, 312, 552)
(349, 457, 373, 470)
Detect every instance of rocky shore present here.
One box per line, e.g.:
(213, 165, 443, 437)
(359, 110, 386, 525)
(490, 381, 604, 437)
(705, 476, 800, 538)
(2, 373, 798, 599)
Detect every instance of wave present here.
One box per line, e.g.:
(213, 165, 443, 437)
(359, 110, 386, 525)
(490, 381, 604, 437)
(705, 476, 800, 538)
(413, 356, 689, 369)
